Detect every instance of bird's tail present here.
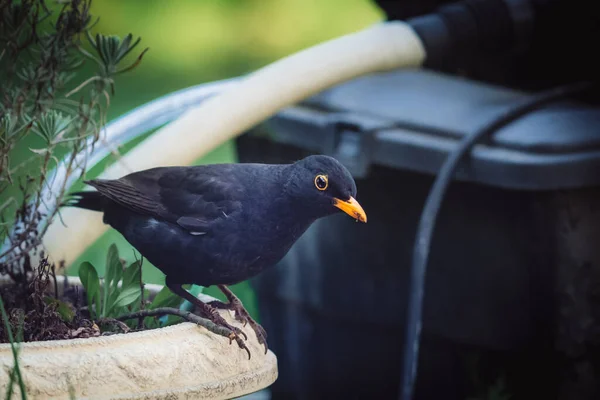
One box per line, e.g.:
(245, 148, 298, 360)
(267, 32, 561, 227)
(61, 191, 104, 212)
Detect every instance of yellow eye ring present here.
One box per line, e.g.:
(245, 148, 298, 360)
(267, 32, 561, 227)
(314, 174, 328, 191)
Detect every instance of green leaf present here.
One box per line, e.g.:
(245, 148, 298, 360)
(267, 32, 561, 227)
(103, 244, 121, 317)
(113, 264, 124, 292)
(111, 286, 141, 310)
(105, 244, 120, 286)
(78, 262, 100, 319)
(105, 289, 121, 316)
(122, 260, 141, 290)
(116, 33, 133, 61)
(128, 298, 141, 313)
(149, 286, 183, 310)
(44, 297, 75, 323)
(31, 111, 73, 144)
(29, 147, 50, 155)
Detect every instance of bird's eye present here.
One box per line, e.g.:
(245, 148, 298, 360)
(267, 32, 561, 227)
(314, 174, 328, 191)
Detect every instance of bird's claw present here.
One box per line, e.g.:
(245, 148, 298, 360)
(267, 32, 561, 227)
(203, 307, 251, 358)
(226, 331, 251, 359)
(232, 314, 266, 354)
(208, 307, 247, 340)
(210, 298, 268, 354)
(235, 336, 252, 360)
(235, 327, 248, 341)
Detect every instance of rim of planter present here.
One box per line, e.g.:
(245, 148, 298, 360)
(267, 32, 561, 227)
(0, 276, 277, 399)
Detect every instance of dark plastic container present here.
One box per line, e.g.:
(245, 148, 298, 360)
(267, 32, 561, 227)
(236, 70, 600, 400)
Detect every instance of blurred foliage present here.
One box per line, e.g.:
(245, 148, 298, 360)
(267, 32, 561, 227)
(0, 0, 147, 274)
(90, 0, 383, 119)
(5, 0, 383, 319)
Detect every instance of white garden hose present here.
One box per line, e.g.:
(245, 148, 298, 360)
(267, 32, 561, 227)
(40, 21, 426, 266)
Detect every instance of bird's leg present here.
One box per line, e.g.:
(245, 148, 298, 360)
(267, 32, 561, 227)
(166, 280, 250, 356)
(208, 285, 268, 354)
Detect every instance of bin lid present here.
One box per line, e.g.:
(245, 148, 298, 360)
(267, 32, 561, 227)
(265, 69, 600, 190)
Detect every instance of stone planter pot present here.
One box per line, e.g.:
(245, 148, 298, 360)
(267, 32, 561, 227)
(0, 277, 277, 399)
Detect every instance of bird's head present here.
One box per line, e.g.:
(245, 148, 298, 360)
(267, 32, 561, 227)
(284, 155, 367, 223)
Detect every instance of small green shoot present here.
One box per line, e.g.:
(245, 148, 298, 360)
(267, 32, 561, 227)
(0, 294, 27, 400)
(78, 261, 101, 320)
(77, 244, 184, 329)
(43, 298, 75, 323)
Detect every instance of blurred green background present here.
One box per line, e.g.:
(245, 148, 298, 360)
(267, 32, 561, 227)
(11, 0, 384, 319)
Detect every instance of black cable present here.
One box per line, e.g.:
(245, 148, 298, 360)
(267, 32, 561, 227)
(398, 81, 594, 400)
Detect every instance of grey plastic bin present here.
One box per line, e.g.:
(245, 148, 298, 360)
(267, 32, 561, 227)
(236, 69, 600, 400)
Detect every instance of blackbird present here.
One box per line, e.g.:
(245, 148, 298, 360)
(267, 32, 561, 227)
(66, 154, 366, 356)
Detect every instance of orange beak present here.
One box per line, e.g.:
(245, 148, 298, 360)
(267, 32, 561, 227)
(333, 196, 367, 223)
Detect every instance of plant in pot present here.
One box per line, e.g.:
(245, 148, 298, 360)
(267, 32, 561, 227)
(0, 1, 276, 398)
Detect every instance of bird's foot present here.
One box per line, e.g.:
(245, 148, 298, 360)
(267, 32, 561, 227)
(204, 306, 248, 341)
(208, 297, 268, 354)
(203, 306, 251, 358)
(166, 281, 251, 358)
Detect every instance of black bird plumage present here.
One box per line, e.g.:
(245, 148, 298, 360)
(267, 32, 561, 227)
(65, 154, 366, 355)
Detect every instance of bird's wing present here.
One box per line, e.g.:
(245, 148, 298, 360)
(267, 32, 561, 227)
(86, 165, 245, 233)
